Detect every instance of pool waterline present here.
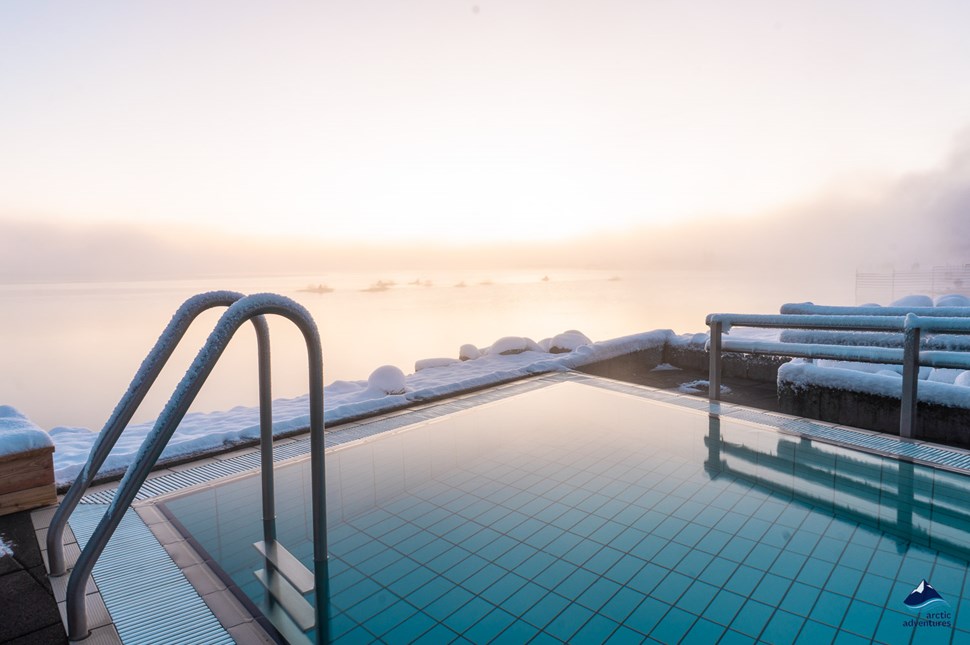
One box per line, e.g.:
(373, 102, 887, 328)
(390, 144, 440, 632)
(155, 376, 970, 643)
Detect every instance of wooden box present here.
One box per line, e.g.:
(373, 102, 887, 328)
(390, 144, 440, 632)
(0, 445, 56, 516)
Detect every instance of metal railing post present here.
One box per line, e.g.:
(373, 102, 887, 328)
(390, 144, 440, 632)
(708, 319, 723, 401)
(47, 291, 269, 576)
(65, 294, 328, 643)
(900, 316, 921, 439)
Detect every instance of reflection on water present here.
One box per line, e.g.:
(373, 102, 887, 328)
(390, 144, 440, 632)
(1, 268, 852, 429)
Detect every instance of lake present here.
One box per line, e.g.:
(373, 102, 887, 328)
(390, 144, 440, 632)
(0, 267, 853, 431)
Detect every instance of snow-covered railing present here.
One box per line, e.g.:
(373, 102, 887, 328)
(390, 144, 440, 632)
(706, 313, 970, 439)
(780, 302, 970, 318)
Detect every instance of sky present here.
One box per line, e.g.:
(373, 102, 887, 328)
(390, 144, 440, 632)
(2, 0, 970, 255)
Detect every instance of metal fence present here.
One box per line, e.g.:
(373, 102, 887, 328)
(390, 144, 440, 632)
(856, 265, 970, 304)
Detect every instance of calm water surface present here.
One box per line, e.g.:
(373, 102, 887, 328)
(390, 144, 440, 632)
(0, 268, 852, 430)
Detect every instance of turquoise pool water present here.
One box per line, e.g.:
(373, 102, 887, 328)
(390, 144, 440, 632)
(162, 380, 970, 643)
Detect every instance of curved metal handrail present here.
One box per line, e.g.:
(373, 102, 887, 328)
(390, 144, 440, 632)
(47, 290, 271, 576)
(65, 294, 329, 643)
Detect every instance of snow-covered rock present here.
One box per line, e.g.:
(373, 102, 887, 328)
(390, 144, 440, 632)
(367, 365, 407, 395)
(489, 336, 544, 355)
(459, 344, 481, 361)
(546, 330, 592, 354)
(891, 294, 934, 307)
(935, 294, 970, 307)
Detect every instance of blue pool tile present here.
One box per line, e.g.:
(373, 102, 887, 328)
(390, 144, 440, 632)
(852, 573, 894, 608)
(810, 590, 851, 627)
(831, 631, 870, 645)
(724, 564, 764, 597)
(698, 557, 738, 588)
(630, 533, 667, 560)
(590, 520, 628, 545)
(604, 553, 648, 586)
(678, 580, 718, 615)
(407, 576, 452, 609)
(605, 624, 650, 644)
(521, 591, 570, 629)
(780, 581, 821, 617)
(481, 571, 530, 606)
(653, 516, 688, 540)
(503, 581, 546, 615)
(424, 586, 475, 621)
(797, 618, 837, 643)
(393, 566, 439, 596)
(874, 609, 916, 644)
(334, 625, 379, 644)
(545, 602, 595, 641)
(465, 607, 517, 643)
(672, 522, 709, 550)
(738, 517, 772, 542)
(585, 546, 625, 575)
(462, 562, 508, 595)
(683, 617, 727, 643)
(761, 609, 805, 643)
(382, 609, 437, 643)
(534, 558, 574, 590)
(556, 567, 598, 600)
(442, 595, 494, 633)
(576, 577, 622, 612)
(544, 531, 584, 558)
(515, 550, 556, 579)
(720, 536, 758, 563)
(677, 549, 715, 579)
(332, 576, 383, 610)
(730, 600, 774, 638)
(492, 619, 539, 643)
(650, 571, 693, 606)
(572, 614, 621, 642)
(718, 628, 758, 644)
(825, 566, 863, 598)
(562, 538, 602, 567)
(626, 596, 671, 636)
(704, 589, 746, 627)
(649, 606, 696, 643)
(353, 597, 417, 635)
(600, 586, 646, 624)
(494, 542, 539, 570)
(653, 541, 690, 569)
(796, 558, 834, 589)
(757, 572, 794, 603)
(610, 526, 649, 552)
(839, 599, 882, 639)
(769, 551, 807, 580)
(838, 543, 875, 572)
(744, 543, 782, 572)
(440, 553, 489, 584)
(461, 526, 503, 552)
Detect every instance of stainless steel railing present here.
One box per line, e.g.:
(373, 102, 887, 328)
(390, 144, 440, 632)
(47, 290, 267, 576)
(706, 312, 970, 439)
(62, 293, 329, 644)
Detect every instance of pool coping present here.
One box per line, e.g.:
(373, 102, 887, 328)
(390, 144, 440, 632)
(34, 371, 970, 643)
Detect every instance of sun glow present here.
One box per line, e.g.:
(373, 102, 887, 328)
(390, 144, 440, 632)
(1, 1, 969, 245)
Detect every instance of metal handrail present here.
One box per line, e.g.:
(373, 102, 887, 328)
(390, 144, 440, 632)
(65, 294, 329, 644)
(47, 290, 270, 576)
(706, 313, 970, 440)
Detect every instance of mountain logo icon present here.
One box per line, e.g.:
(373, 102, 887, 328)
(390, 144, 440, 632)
(903, 579, 946, 609)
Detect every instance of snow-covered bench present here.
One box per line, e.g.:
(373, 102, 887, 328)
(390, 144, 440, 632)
(706, 311, 970, 440)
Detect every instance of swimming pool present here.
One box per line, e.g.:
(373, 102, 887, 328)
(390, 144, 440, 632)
(161, 377, 970, 643)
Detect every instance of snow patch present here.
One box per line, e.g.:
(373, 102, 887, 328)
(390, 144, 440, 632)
(0, 535, 13, 558)
(677, 380, 732, 396)
(367, 365, 407, 395)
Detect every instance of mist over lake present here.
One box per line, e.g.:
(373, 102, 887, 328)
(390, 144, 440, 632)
(0, 267, 853, 431)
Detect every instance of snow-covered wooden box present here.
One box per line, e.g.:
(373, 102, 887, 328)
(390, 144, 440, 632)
(0, 406, 56, 516)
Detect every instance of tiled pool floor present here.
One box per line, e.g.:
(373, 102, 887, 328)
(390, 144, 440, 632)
(152, 373, 970, 644)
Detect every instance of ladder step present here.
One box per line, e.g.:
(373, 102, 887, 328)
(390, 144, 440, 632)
(258, 586, 313, 645)
(253, 540, 315, 593)
(254, 568, 316, 632)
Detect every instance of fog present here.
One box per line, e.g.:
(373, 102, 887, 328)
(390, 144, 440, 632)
(2, 132, 968, 285)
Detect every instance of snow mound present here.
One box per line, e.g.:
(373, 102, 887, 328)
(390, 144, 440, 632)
(459, 344, 481, 361)
(935, 294, 970, 307)
(368, 365, 407, 395)
(545, 330, 592, 354)
(489, 336, 544, 355)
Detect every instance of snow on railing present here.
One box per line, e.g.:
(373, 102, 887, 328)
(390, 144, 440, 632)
(706, 312, 970, 440)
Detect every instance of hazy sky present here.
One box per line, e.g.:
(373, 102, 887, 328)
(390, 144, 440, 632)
(2, 0, 970, 246)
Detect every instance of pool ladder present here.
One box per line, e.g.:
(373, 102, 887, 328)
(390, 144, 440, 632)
(45, 291, 331, 644)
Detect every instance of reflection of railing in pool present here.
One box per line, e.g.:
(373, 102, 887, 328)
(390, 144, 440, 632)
(705, 416, 970, 561)
(706, 308, 970, 438)
(54, 292, 330, 643)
